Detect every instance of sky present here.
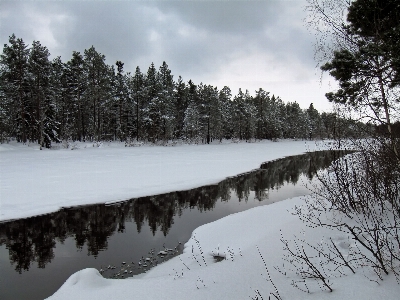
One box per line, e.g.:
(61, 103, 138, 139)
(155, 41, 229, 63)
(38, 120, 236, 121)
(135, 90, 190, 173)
(0, 0, 337, 112)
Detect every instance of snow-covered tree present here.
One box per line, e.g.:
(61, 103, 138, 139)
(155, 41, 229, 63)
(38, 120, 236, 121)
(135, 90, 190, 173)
(183, 80, 201, 142)
(112, 60, 131, 141)
(51, 56, 69, 141)
(143, 62, 163, 142)
(29, 40, 59, 148)
(158, 61, 176, 141)
(232, 89, 256, 140)
(285, 101, 308, 139)
(218, 86, 233, 140)
(197, 84, 216, 143)
(307, 103, 320, 139)
(65, 51, 86, 141)
(83, 46, 112, 141)
(232, 89, 246, 140)
(174, 76, 188, 139)
(129, 66, 145, 141)
(207, 85, 222, 143)
(1, 33, 361, 145)
(253, 88, 270, 139)
(0, 34, 30, 142)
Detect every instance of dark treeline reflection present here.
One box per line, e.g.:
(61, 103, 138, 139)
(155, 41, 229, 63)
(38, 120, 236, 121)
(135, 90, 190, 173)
(0, 150, 349, 273)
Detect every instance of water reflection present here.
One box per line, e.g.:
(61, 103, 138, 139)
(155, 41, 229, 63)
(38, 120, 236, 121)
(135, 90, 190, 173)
(0, 150, 349, 300)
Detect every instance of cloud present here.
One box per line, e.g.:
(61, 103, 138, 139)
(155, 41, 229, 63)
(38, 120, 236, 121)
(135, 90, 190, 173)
(204, 45, 336, 111)
(157, 1, 278, 34)
(0, 2, 72, 53)
(0, 0, 333, 111)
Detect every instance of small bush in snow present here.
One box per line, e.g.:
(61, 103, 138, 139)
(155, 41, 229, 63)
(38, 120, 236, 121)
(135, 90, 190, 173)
(283, 139, 400, 292)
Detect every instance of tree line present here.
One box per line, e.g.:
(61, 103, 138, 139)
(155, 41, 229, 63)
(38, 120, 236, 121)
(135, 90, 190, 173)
(0, 34, 365, 148)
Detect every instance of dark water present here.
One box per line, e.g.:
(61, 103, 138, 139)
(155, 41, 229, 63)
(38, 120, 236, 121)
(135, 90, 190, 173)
(0, 150, 348, 300)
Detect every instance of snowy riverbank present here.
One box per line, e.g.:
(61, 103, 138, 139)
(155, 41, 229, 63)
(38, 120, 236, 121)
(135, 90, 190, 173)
(1, 139, 329, 222)
(2, 139, 398, 299)
(47, 195, 398, 300)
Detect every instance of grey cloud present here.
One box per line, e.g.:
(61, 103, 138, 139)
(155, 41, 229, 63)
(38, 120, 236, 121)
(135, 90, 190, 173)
(155, 1, 284, 35)
(151, 1, 316, 77)
(52, 2, 158, 64)
(0, 0, 321, 102)
(1, 2, 37, 45)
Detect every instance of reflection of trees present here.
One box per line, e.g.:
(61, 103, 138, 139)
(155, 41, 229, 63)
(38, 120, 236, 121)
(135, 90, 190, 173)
(228, 151, 351, 202)
(130, 185, 222, 235)
(131, 196, 176, 235)
(7, 223, 35, 273)
(0, 150, 349, 272)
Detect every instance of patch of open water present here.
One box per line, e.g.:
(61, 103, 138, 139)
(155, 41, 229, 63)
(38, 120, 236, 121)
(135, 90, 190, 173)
(0, 150, 349, 299)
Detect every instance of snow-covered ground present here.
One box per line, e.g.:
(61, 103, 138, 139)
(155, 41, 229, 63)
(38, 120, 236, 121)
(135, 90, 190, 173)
(2, 139, 398, 299)
(0, 139, 329, 222)
(47, 196, 398, 300)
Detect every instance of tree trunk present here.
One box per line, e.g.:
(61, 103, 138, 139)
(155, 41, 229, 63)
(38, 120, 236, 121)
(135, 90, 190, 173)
(378, 70, 399, 160)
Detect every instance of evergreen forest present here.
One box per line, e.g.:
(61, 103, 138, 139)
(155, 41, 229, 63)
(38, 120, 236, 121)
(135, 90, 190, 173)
(0, 34, 365, 148)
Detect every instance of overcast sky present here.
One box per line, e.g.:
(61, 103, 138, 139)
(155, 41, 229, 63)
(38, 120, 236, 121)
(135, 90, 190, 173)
(1, 0, 337, 112)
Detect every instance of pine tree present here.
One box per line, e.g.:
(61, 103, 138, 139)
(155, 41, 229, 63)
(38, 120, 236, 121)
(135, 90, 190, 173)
(320, 111, 337, 139)
(207, 85, 221, 143)
(129, 66, 145, 141)
(307, 103, 320, 140)
(144, 62, 163, 142)
(197, 83, 219, 144)
(51, 56, 69, 141)
(218, 86, 233, 140)
(113, 60, 130, 141)
(0, 34, 30, 142)
(285, 101, 306, 139)
(65, 51, 86, 141)
(174, 76, 188, 139)
(320, 0, 400, 144)
(29, 40, 59, 148)
(183, 80, 201, 141)
(243, 90, 257, 140)
(275, 96, 287, 139)
(197, 83, 214, 143)
(0, 88, 8, 142)
(232, 89, 256, 140)
(158, 61, 176, 141)
(83, 46, 112, 141)
(264, 94, 286, 140)
(232, 89, 245, 140)
(253, 88, 270, 139)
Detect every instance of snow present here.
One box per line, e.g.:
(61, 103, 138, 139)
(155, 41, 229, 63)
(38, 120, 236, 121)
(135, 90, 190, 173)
(47, 196, 399, 300)
(2, 139, 398, 299)
(0, 139, 330, 222)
